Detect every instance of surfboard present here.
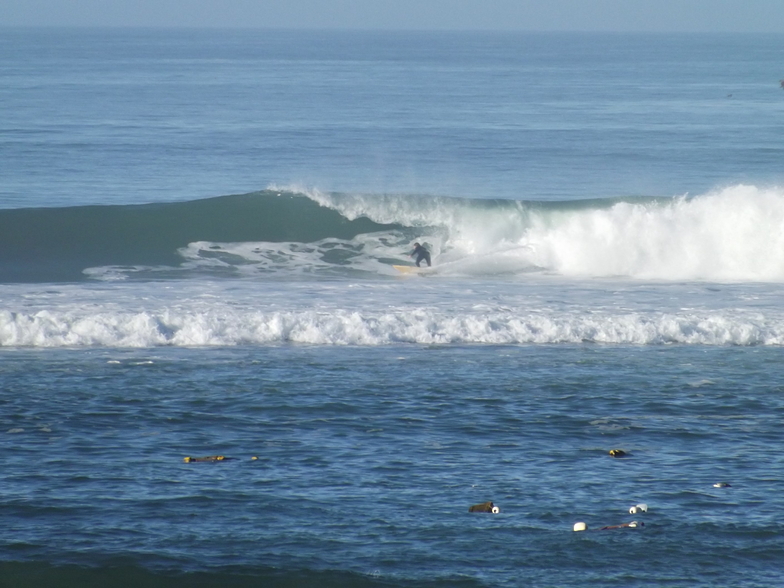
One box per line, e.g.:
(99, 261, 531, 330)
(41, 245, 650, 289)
(393, 264, 433, 275)
(392, 265, 422, 274)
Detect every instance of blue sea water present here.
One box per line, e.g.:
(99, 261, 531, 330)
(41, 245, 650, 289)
(1, 28, 784, 587)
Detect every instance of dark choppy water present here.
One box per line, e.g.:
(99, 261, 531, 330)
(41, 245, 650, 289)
(3, 345, 783, 586)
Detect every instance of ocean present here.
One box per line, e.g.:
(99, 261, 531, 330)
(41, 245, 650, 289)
(1, 28, 784, 587)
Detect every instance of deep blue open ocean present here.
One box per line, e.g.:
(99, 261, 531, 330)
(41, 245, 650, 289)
(2, 29, 784, 587)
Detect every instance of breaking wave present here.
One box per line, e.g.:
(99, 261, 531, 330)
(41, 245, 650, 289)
(2, 184, 784, 283)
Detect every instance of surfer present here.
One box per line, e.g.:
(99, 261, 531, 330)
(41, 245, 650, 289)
(410, 242, 431, 267)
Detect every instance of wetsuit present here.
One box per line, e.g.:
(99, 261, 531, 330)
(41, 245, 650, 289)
(412, 244, 431, 267)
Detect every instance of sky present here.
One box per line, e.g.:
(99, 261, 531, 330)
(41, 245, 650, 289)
(1, 0, 783, 32)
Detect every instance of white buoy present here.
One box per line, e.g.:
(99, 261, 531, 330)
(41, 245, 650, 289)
(573, 522, 587, 532)
(629, 503, 648, 514)
(491, 506, 500, 514)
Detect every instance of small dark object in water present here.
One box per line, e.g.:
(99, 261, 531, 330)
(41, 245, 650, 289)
(183, 455, 236, 463)
(469, 501, 499, 513)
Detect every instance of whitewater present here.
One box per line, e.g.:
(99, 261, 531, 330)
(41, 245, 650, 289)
(3, 279, 784, 347)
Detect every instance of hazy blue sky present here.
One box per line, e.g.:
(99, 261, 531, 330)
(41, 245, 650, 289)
(2, 0, 783, 32)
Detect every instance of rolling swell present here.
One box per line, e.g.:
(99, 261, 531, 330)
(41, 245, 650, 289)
(0, 191, 400, 283)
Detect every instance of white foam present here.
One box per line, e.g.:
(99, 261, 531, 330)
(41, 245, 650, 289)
(3, 303, 784, 348)
(527, 186, 784, 281)
(3, 277, 784, 348)
(293, 184, 784, 283)
(175, 233, 421, 278)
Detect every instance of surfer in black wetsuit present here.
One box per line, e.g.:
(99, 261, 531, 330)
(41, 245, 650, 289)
(410, 242, 431, 267)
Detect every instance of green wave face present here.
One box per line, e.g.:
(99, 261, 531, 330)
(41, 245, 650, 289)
(0, 190, 402, 282)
